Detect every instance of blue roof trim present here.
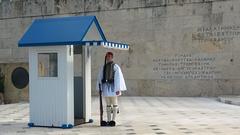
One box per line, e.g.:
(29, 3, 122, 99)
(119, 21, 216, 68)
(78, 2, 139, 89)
(80, 16, 107, 42)
(80, 18, 95, 42)
(81, 40, 102, 46)
(81, 41, 129, 50)
(20, 40, 129, 50)
(19, 41, 95, 47)
(93, 16, 107, 41)
(101, 41, 129, 50)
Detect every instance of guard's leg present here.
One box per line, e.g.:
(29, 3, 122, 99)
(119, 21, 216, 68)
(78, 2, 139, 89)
(106, 105, 112, 122)
(112, 104, 118, 121)
(109, 97, 118, 126)
(105, 97, 112, 123)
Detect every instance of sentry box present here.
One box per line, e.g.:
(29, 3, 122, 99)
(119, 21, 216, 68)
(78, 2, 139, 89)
(18, 16, 129, 128)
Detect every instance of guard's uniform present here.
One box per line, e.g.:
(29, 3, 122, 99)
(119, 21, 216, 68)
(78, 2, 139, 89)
(96, 61, 126, 125)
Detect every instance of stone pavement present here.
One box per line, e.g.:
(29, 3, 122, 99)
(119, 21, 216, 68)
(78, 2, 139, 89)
(0, 97, 240, 135)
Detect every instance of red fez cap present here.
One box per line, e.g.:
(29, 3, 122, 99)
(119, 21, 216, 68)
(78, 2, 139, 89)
(106, 52, 113, 57)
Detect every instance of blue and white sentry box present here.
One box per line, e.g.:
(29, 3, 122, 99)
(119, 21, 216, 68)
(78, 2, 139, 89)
(18, 16, 129, 128)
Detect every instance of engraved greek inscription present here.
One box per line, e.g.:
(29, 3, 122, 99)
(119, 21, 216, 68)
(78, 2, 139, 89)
(152, 54, 221, 80)
(193, 25, 240, 44)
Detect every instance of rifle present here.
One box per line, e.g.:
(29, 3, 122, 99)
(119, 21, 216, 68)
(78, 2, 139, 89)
(99, 84, 107, 126)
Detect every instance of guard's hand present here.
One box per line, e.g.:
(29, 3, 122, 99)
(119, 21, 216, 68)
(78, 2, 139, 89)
(116, 91, 121, 95)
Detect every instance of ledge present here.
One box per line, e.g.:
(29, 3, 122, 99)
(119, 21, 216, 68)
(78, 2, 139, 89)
(217, 95, 240, 106)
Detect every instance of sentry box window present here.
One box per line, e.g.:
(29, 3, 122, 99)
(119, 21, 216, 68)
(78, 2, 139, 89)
(38, 53, 58, 77)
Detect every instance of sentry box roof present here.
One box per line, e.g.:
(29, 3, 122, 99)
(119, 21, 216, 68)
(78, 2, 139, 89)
(18, 16, 129, 50)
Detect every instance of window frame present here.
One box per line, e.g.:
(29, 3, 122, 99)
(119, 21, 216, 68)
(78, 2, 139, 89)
(37, 52, 58, 78)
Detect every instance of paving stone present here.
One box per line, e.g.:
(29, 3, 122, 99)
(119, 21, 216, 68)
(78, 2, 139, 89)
(126, 133, 136, 135)
(152, 128, 161, 131)
(183, 131, 193, 134)
(155, 132, 166, 134)
(149, 124, 158, 127)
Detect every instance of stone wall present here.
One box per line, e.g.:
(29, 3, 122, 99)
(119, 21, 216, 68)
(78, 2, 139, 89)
(1, 0, 240, 101)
